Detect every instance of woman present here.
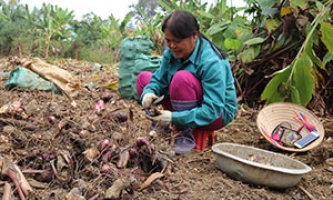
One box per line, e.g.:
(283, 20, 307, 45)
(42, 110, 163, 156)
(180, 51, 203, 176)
(136, 10, 238, 154)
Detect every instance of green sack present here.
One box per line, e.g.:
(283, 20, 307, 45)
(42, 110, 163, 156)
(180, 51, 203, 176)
(131, 55, 162, 100)
(118, 60, 136, 99)
(118, 36, 156, 99)
(120, 36, 154, 61)
(5, 66, 62, 95)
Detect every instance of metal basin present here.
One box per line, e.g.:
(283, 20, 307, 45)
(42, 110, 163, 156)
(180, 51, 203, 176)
(212, 142, 312, 188)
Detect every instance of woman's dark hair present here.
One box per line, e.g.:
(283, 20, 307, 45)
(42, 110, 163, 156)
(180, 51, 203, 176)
(162, 10, 226, 59)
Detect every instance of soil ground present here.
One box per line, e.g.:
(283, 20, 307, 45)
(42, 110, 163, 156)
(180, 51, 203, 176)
(0, 58, 333, 200)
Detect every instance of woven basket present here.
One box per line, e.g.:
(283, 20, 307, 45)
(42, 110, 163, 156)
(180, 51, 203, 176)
(256, 102, 324, 152)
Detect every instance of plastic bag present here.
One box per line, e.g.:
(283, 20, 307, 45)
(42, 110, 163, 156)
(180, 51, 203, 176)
(5, 66, 62, 94)
(21, 58, 81, 98)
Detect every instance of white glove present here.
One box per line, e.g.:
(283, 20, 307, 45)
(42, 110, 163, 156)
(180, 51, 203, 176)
(146, 110, 172, 126)
(142, 93, 158, 109)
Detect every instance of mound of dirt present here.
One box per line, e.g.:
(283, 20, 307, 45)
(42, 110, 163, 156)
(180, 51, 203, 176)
(0, 58, 332, 200)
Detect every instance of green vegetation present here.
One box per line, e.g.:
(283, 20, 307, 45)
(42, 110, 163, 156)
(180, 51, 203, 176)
(1, 0, 333, 112)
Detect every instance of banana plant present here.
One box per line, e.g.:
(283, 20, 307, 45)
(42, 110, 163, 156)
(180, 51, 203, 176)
(72, 13, 104, 47)
(0, 0, 30, 56)
(32, 3, 74, 58)
(134, 6, 165, 54)
(261, 0, 333, 106)
(160, 0, 253, 61)
(97, 13, 133, 51)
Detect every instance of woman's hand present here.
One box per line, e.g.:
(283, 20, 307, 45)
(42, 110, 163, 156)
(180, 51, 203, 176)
(146, 110, 171, 126)
(142, 93, 158, 109)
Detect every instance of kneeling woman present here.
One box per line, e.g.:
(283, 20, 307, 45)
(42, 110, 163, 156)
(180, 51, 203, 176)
(136, 10, 238, 154)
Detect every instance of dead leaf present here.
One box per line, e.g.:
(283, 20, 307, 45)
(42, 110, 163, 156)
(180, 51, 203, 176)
(83, 147, 100, 162)
(105, 174, 132, 199)
(138, 172, 164, 191)
(103, 81, 118, 92)
(58, 119, 68, 130)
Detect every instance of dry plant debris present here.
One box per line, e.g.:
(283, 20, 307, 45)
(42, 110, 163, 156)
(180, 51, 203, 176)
(0, 57, 332, 199)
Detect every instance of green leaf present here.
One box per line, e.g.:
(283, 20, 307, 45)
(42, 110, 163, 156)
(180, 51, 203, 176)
(265, 18, 280, 34)
(271, 34, 286, 51)
(261, 66, 292, 102)
(257, 0, 276, 10)
(289, 85, 301, 105)
(196, 10, 215, 19)
(235, 27, 252, 42)
(304, 35, 324, 69)
(315, 1, 324, 10)
(323, 52, 333, 65)
(159, 0, 172, 12)
(211, 33, 225, 50)
(224, 39, 241, 50)
(244, 37, 265, 46)
(264, 83, 288, 104)
(206, 21, 230, 36)
(262, 8, 279, 17)
(320, 20, 333, 55)
(238, 46, 260, 63)
(292, 53, 314, 106)
(120, 13, 133, 32)
(311, 24, 320, 46)
(223, 28, 236, 38)
(227, 54, 236, 62)
(290, 0, 309, 11)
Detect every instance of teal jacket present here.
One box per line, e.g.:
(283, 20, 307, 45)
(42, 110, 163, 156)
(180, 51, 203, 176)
(141, 37, 238, 129)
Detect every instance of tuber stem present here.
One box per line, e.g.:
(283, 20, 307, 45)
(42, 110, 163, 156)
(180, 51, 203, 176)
(2, 182, 12, 200)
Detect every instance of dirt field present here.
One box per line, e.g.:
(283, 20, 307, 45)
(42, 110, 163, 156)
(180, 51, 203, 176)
(0, 58, 332, 200)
